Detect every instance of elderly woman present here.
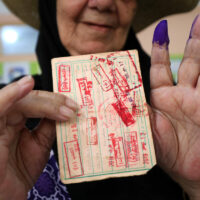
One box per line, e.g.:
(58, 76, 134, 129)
(0, 0, 200, 199)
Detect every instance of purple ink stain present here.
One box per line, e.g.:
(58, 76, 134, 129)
(189, 14, 199, 39)
(153, 20, 169, 47)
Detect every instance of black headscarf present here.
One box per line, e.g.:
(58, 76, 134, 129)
(36, 0, 65, 91)
(35, 1, 183, 199)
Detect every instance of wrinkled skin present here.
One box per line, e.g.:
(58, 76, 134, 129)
(0, 77, 78, 199)
(150, 16, 200, 200)
(57, 0, 137, 55)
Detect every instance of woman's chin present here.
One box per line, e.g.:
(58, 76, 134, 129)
(82, 42, 113, 54)
(67, 41, 119, 56)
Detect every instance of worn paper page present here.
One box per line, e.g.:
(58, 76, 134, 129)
(51, 50, 156, 184)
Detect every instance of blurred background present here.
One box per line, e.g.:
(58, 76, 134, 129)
(0, 0, 40, 84)
(0, 0, 199, 83)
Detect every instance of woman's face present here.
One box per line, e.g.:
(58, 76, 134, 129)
(57, 0, 137, 56)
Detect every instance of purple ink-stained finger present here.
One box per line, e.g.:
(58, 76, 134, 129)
(189, 14, 199, 39)
(152, 20, 170, 48)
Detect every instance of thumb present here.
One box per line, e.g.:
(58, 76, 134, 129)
(0, 76, 34, 117)
(21, 119, 56, 180)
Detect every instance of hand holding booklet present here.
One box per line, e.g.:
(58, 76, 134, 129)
(51, 50, 156, 184)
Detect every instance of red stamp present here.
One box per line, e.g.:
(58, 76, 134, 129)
(58, 64, 71, 92)
(111, 68, 131, 92)
(132, 104, 145, 117)
(91, 63, 113, 92)
(143, 153, 150, 165)
(86, 117, 98, 145)
(124, 131, 139, 167)
(64, 140, 84, 178)
(108, 133, 126, 168)
(98, 98, 121, 130)
(77, 77, 93, 106)
(90, 54, 115, 66)
(131, 92, 148, 117)
(70, 123, 78, 133)
(140, 132, 150, 165)
(112, 100, 135, 127)
(126, 50, 142, 88)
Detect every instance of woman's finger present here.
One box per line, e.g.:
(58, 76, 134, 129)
(14, 90, 79, 121)
(0, 76, 34, 118)
(150, 20, 173, 90)
(178, 15, 200, 87)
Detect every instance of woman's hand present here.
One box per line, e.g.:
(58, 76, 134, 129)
(0, 76, 78, 200)
(150, 16, 200, 200)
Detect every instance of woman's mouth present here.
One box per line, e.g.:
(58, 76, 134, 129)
(82, 22, 114, 32)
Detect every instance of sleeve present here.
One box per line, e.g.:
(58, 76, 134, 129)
(0, 83, 6, 89)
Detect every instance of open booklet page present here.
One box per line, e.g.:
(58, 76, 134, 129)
(51, 50, 156, 184)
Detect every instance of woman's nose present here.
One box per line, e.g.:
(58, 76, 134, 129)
(88, 0, 116, 12)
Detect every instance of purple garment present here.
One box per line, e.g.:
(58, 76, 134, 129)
(27, 151, 71, 200)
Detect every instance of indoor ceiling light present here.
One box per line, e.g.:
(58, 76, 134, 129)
(2, 28, 18, 44)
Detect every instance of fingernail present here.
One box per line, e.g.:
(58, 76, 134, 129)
(189, 14, 199, 39)
(18, 75, 33, 86)
(59, 106, 75, 119)
(153, 20, 169, 48)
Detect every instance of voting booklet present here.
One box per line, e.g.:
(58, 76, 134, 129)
(51, 50, 156, 184)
